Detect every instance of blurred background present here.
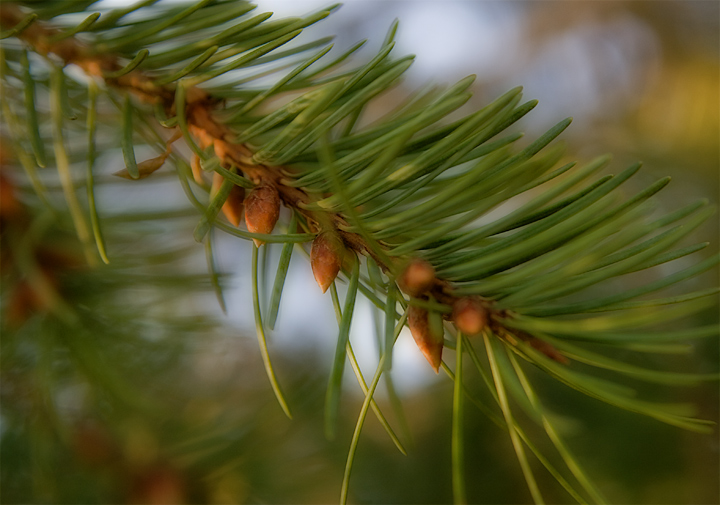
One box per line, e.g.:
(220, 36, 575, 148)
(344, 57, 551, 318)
(1, 1, 718, 504)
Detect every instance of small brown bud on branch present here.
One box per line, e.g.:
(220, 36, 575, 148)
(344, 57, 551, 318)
(244, 184, 280, 246)
(211, 172, 245, 227)
(407, 304, 444, 373)
(190, 153, 205, 185)
(311, 231, 345, 293)
(397, 258, 435, 297)
(113, 152, 168, 180)
(452, 296, 488, 336)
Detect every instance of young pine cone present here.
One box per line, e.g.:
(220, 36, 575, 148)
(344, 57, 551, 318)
(407, 304, 444, 373)
(211, 172, 245, 227)
(311, 231, 345, 293)
(452, 296, 488, 336)
(244, 184, 280, 246)
(397, 258, 435, 297)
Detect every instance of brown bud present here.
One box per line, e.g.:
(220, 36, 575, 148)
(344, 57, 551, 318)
(397, 258, 435, 297)
(452, 297, 488, 336)
(211, 172, 245, 227)
(190, 153, 205, 185)
(244, 184, 280, 246)
(113, 152, 169, 180)
(407, 304, 444, 373)
(311, 231, 345, 293)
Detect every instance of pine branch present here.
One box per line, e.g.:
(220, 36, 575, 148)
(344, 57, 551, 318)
(0, 2, 531, 356)
(1, 2, 718, 504)
(0, 1, 579, 366)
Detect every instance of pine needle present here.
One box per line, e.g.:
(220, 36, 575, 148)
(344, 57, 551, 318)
(325, 255, 360, 439)
(252, 244, 292, 419)
(452, 333, 467, 504)
(484, 333, 545, 504)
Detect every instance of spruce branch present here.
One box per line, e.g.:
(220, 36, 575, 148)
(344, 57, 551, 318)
(2, 2, 718, 504)
(0, 0, 551, 358)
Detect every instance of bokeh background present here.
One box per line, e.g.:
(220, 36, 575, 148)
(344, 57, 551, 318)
(1, 1, 718, 504)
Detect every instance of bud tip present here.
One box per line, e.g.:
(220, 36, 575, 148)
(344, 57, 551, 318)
(311, 231, 345, 293)
(398, 258, 436, 297)
(452, 297, 488, 336)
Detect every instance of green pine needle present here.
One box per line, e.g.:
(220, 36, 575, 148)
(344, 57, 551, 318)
(252, 244, 293, 419)
(485, 333, 545, 504)
(325, 255, 360, 439)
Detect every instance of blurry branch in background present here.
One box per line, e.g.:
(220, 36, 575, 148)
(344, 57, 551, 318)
(0, 1, 718, 504)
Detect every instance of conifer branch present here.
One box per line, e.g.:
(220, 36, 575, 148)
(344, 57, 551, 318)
(0, 1, 550, 361)
(2, 2, 717, 503)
